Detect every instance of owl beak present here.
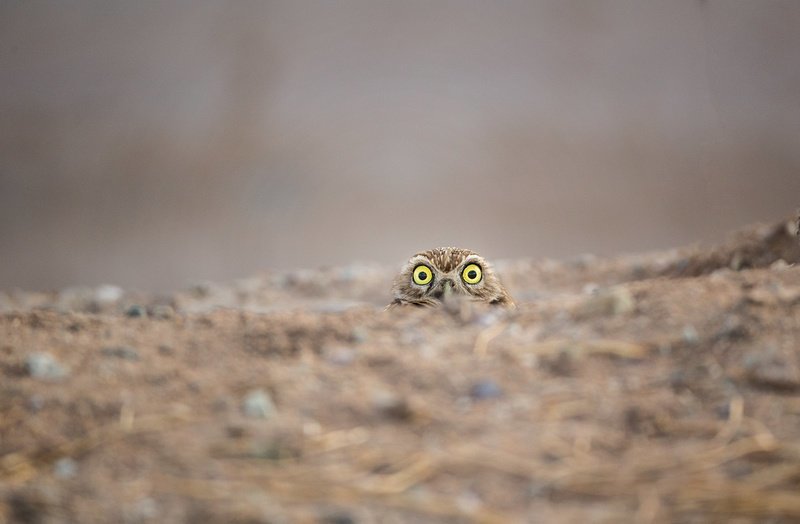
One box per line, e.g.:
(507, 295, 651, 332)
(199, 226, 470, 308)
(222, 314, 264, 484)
(431, 279, 456, 305)
(441, 279, 462, 313)
(442, 279, 453, 298)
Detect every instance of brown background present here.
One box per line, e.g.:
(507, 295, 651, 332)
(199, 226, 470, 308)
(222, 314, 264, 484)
(1, 1, 798, 291)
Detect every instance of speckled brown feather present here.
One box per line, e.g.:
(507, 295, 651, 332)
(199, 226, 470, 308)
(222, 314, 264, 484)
(414, 247, 478, 273)
(388, 247, 515, 309)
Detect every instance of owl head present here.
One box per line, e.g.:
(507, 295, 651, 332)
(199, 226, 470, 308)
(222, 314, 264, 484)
(388, 247, 514, 308)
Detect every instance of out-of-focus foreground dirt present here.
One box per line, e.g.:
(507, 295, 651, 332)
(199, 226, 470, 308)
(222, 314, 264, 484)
(2, 217, 800, 523)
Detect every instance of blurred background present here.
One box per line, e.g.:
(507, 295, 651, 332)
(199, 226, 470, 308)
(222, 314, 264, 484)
(1, 1, 799, 291)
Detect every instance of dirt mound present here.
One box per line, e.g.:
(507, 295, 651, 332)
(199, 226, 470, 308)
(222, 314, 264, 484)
(2, 217, 800, 523)
(660, 216, 800, 277)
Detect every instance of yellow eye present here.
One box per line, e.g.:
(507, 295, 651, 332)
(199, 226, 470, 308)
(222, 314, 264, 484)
(462, 263, 482, 284)
(412, 265, 433, 285)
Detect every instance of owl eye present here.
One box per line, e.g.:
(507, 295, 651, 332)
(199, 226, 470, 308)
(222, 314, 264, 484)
(461, 263, 482, 284)
(412, 265, 433, 285)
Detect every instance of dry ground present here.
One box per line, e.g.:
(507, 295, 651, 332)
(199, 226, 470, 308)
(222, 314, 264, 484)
(2, 217, 800, 523)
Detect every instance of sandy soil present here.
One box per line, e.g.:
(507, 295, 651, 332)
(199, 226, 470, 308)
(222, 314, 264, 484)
(2, 216, 800, 523)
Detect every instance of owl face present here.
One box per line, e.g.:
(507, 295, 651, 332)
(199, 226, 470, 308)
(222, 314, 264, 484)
(389, 247, 514, 308)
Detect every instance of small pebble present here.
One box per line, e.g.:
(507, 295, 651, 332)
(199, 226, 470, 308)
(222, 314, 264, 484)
(26, 353, 68, 380)
(302, 420, 322, 436)
(189, 282, 212, 298)
(610, 288, 635, 315)
(771, 259, 790, 271)
(576, 287, 635, 318)
(730, 252, 744, 270)
(673, 258, 690, 274)
(581, 283, 599, 295)
(474, 310, 502, 327)
(242, 389, 277, 419)
(319, 512, 356, 524)
(371, 390, 412, 420)
(53, 458, 78, 479)
(709, 267, 733, 281)
(747, 288, 777, 305)
(540, 350, 575, 377)
(350, 327, 368, 344)
(125, 305, 146, 318)
(788, 219, 799, 237)
(743, 350, 800, 391)
(101, 346, 140, 361)
(94, 285, 123, 304)
(270, 273, 291, 288)
(456, 490, 482, 514)
(150, 305, 174, 319)
(324, 346, 355, 366)
(469, 380, 503, 400)
(400, 330, 426, 346)
(250, 438, 298, 460)
(682, 325, 699, 345)
(714, 316, 748, 341)
(226, 425, 246, 438)
(57, 286, 98, 312)
(777, 286, 800, 304)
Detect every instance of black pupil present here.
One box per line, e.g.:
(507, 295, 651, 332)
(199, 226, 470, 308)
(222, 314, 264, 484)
(419, 269, 428, 279)
(468, 270, 477, 279)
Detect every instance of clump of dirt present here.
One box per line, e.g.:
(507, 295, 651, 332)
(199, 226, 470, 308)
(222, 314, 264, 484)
(2, 216, 800, 523)
(660, 216, 800, 277)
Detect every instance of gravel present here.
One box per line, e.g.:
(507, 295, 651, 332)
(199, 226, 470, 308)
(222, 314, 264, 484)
(576, 287, 636, 318)
(371, 389, 412, 420)
(150, 305, 175, 319)
(324, 346, 356, 366)
(94, 285, 123, 304)
(101, 346, 140, 361)
(469, 380, 503, 400)
(26, 353, 68, 380)
(125, 305, 147, 318)
(242, 389, 277, 419)
(743, 350, 800, 392)
(53, 458, 78, 479)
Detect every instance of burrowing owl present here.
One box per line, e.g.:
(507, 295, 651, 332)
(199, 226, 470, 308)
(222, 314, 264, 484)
(388, 247, 514, 308)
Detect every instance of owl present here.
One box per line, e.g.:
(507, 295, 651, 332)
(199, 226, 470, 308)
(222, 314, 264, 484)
(388, 247, 515, 308)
